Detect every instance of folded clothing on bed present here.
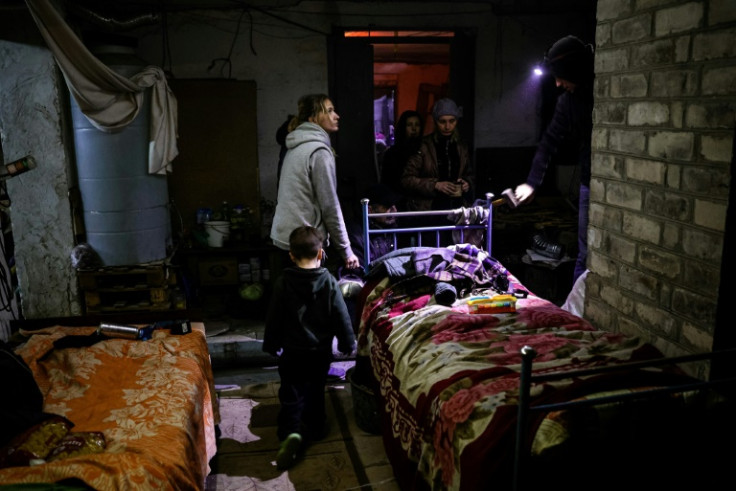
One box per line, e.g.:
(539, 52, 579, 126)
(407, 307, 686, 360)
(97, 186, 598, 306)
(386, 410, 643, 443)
(367, 244, 512, 293)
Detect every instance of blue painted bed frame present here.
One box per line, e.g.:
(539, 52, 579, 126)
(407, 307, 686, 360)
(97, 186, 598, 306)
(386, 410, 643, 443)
(360, 192, 494, 273)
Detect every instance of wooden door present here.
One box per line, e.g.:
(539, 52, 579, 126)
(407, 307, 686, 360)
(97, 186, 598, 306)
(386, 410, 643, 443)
(328, 36, 376, 215)
(166, 79, 260, 235)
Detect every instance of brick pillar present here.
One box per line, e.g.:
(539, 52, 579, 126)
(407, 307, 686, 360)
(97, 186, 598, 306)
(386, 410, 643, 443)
(585, 0, 736, 362)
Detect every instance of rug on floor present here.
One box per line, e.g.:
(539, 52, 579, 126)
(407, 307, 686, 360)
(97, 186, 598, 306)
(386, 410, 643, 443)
(206, 380, 377, 491)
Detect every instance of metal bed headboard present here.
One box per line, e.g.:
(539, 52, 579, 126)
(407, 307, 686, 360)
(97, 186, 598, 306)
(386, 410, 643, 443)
(361, 192, 494, 273)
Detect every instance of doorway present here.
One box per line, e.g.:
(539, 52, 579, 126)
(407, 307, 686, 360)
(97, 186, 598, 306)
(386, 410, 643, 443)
(371, 36, 452, 180)
(371, 36, 452, 138)
(328, 29, 475, 212)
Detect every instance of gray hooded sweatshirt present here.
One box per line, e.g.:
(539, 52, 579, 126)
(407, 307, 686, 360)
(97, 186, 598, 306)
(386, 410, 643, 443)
(270, 122, 354, 261)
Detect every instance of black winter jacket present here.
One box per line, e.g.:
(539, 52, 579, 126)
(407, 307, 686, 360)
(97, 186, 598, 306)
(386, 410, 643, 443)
(527, 86, 593, 189)
(263, 266, 355, 357)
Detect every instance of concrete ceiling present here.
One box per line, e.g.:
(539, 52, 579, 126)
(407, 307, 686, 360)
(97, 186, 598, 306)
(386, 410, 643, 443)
(1, 0, 594, 63)
(58, 0, 595, 18)
(4, 1, 595, 34)
(25, 0, 590, 65)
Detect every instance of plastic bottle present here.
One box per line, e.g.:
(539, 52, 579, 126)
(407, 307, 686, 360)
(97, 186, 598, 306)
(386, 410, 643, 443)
(196, 207, 213, 224)
(230, 204, 246, 243)
(220, 201, 230, 222)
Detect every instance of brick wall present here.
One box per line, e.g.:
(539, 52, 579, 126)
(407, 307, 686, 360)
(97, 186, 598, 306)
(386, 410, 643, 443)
(586, 0, 736, 357)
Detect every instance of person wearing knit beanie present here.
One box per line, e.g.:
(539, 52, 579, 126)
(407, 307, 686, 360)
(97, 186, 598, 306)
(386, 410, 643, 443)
(514, 34, 595, 287)
(432, 98, 463, 121)
(544, 35, 594, 90)
(402, 97, 473, 214)
(401, 97, 473, 246)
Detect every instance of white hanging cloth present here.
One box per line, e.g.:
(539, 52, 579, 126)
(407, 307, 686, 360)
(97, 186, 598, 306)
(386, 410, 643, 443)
(24, 0, 178, 174)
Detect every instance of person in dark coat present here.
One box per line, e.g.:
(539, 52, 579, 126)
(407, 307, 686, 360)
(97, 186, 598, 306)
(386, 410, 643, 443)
(263, 225, 356, 470)
(514, 35, 595, 283)
(380, 109, 423, 209)
(401, 98, 473, 245)
(402, 98, 473, 213)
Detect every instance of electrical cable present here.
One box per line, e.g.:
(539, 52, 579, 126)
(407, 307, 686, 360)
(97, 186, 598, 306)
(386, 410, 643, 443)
(0, 210, 18, 317)
(159, 0, 175, 78)
(0, 182, 14, 313)
(207, 8, 247, 77)
(245, 9, 256, 56)
(173, 2, 495, 41)
(168, 198, 185, 243)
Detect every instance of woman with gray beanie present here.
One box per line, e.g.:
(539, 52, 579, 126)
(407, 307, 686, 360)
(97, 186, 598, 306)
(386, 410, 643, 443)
(401, 98, 473, 213)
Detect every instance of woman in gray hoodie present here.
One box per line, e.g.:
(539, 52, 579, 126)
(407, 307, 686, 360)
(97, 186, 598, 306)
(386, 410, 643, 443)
(270, 94, 360, 270)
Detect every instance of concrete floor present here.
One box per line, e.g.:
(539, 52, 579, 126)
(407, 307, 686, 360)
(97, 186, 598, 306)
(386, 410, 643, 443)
(204, 316, 275, 372)
(203, 315, 355, 373)
(203, 314, 400, 490)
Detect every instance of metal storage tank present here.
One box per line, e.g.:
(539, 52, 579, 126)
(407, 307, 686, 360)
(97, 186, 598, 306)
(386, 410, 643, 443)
(70, 43, 171, 266)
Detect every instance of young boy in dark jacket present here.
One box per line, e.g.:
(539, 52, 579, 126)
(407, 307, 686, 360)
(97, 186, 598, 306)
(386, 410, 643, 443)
(263, 225, 356, 470)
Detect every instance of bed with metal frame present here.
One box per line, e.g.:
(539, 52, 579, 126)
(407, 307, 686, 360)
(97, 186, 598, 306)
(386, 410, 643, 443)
(0, 314, 217, 490)
(354, 192, 735, 491)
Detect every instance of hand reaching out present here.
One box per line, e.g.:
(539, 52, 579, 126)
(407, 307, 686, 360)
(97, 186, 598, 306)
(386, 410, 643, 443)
(514, 183, 535, 204)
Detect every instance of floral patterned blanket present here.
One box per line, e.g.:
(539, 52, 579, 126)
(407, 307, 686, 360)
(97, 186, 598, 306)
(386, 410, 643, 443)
(0, 324, 218, 490)
(357, 248, 682, 490)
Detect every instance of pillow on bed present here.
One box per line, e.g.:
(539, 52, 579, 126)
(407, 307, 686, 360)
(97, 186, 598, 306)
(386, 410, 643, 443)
(47, 431, 107, 462)
(0, 415, 73, 468)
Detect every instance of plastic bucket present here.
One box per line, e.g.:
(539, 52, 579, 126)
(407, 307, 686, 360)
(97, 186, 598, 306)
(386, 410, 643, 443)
(346, 367, 381, 434)
(204, 221, 230, 247)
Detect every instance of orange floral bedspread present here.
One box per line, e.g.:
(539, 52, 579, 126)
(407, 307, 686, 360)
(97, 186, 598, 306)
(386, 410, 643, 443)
(0, 324, 218, 490)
